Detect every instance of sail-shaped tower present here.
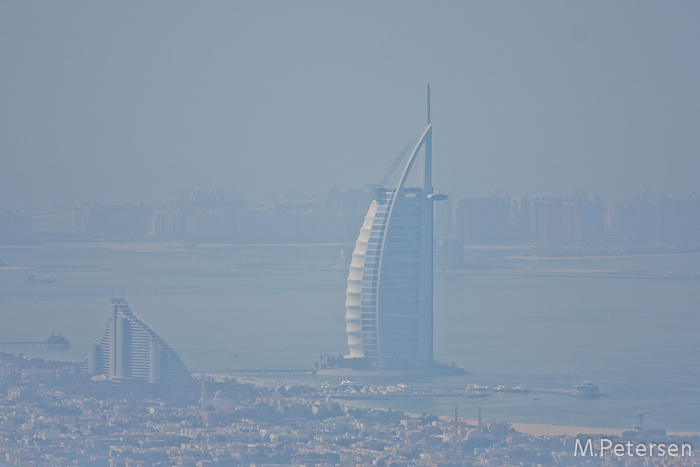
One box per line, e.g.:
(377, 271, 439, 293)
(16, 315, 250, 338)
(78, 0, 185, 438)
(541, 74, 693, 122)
(344, 86, 442, 370)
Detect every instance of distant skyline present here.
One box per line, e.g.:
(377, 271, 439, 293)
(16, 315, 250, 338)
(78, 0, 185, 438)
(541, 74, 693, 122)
(2, 2, 699, 209)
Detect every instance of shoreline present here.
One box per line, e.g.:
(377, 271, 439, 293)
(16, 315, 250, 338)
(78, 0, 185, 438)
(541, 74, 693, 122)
(210, 374, 700, 438)
(5, 242, 699, 280)
(457, 418, 700, 438)
(0, 241, 354, 253)
(340, 399, 700, 438)
(506, 252, 700, 260)
(4, 241, 700, 260)
(439, 268, 700, 280)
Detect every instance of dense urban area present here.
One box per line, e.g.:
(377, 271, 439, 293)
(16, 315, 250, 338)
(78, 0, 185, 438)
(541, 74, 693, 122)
(2, 188, 700, 255)
(0, 353, 696, 466)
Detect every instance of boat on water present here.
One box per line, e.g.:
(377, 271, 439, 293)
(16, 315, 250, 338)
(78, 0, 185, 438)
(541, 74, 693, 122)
(25, 273, 56, 284)
(574, 381, 602, 397)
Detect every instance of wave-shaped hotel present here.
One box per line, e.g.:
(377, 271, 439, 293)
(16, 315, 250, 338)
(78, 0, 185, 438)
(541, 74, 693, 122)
(344, 86, 447, 371)
(80, 298, 190, 384)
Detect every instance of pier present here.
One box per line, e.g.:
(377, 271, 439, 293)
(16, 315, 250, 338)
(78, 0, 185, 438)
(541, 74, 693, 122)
(0, 334, 70, 351)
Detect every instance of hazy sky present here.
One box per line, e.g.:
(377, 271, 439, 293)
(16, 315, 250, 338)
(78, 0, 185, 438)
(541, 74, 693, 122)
(2, 2, 699, 209)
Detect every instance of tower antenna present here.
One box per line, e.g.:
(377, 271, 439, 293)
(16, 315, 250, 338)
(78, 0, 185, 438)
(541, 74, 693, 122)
(426, 83, 431, 125)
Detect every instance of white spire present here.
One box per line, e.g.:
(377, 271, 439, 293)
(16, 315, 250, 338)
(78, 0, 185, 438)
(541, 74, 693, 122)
(427, 83, 431, 125)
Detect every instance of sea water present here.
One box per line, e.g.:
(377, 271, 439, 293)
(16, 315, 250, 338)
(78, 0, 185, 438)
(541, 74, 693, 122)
(0, 244, 698, 432)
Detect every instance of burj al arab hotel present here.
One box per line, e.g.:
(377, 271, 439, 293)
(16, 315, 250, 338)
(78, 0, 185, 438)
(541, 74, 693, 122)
(344, 86, 446, 371)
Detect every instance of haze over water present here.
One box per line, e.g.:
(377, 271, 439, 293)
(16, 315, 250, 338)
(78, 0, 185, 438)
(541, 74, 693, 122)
(1, 244, 698, 432)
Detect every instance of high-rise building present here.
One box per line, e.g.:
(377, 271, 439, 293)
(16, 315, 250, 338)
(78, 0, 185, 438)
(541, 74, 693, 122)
(0, 209, 32, 245)
(73, 202, 150, 237)
(456, 196, 530, 245)
(530, 196, 605, 245)
(81, 298, 190, 384)
(607, 191, 700, 244)
(344, 86, 444, 370)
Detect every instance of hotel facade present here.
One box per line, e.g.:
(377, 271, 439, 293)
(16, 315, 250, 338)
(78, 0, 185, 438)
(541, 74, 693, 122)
(344, 87, 443, 370)
(81, 298, 190, 384)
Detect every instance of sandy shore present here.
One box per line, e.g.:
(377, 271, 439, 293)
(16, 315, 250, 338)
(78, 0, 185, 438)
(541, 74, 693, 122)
(439, 268, 700, 280)
(43, 241, 188, 253)
(448, 417, 700, 438)
(34, 242, 353, 253)
(507, 252, 700, 260)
